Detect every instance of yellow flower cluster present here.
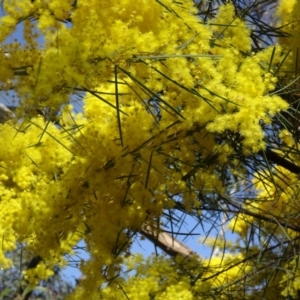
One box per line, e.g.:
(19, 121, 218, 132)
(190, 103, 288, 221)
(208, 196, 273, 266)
(229, 128, 300, 239)
(226, 128, 300, 298)
(0, 0, 292, 297)
(97, 252, 254, 300)
(97, 254, 197, 299)
(23, 261, 54, 285)
(277, 0, 300, 75)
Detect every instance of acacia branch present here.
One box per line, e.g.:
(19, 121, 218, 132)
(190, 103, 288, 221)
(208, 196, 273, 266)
(262, 147, 300, 174)
(140, 224, 200, 259)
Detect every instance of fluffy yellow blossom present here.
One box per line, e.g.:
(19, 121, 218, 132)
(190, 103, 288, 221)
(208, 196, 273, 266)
(0, 0, 292, 297)
(23, 262, 54, 285)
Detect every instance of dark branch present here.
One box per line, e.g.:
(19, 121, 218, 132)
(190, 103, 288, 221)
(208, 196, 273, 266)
(263, 147, 300, 174)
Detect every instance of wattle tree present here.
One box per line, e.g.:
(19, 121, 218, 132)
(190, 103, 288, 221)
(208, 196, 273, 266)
(0, 0, 299, 299)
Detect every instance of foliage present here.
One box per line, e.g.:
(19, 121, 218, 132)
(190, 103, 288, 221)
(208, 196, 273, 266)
(0, 248, 73, 299)
(0, 0, 300, 299)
